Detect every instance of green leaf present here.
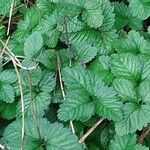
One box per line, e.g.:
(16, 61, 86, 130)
(110, 53, 142, 81)
(3, 118, 82, 150)
(115, 103, 150, 136)
(62, 66, 123, 121)
(135, 144, 149, 150)
(129, 0, 150, 20)
(88, 56, 114, 85)
(70, 29, 118, 55)
(113, 2, 142, 30)
(0, 102, 16, 120)
(82, 1, 103, 28)
(94, 87, 123, 122)
(142, 60, 150, 80)
(44, 28, 60, 48)
(113, 78, 138, 102)
(109, 134, 136, 150)
(74, 42, 97, 64)
(24, 31, 43, 58)
(18, 6, 42, 30)
(0, 83, 14, 103)
(114, 30, 146, 54)
(38, 71, 56, 93)
(20, 67, 42, 86)
(16, 92, 51, 117)
(58, 91, 94, 121)
(139, 80, 150, 104)
(100, 0, 115, 31)
(0, 69, 16, 84)
(0, 0, 20, 15)
(38, 49, 56, 70)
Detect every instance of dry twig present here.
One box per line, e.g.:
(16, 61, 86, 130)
(138, 126, 150, 144)
(56, 52, 75, 134)
(7, 0, 15, 35)
(78, 119, 104, 143)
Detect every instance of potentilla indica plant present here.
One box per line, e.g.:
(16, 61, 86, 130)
(0, 0, 150, 150)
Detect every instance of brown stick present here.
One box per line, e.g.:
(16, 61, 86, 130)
(78, 119, 104, 143)
(138, 126, 150, 144)
(7, 0, 14, 35)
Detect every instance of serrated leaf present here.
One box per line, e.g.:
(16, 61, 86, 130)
(94, 87, 123, 122)
(38, 71, 56, 93)
(24, 31, 43, 58)
(110, 53, 142, 81)
(20, 67, 42, 86)
(0, 102, 16, 120)
(113, 78, 138, 102)
(82, 1, 103, 28)
(38, 49, 56, 70)
(0, 69, 16, 84)
(113, 2, 142, 30)
(44, 28, 60, 48)
(109, 134, 136, 150)
(135, 144, 149, 150)
(115, 103, 150, 136)
(129, 0, 150, 20)
(100, 0, 115, 31)
(114, 31, 146, 54)
(0, 83, 14, 103)
(16, 92, 51, 118)
(58, 91, 94, 121)
(62, 66, 123, 121)
(88, 56, 114, 85)
(74, 42, 97, 64)
(69, 29, 117, 55)
(18, 6, 42, 30)
(142, 60, 150, 80)
(139, 80, 150, 104)
(3, 118, 82, 150)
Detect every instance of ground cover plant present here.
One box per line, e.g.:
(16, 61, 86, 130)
(0, 0, 150, 149)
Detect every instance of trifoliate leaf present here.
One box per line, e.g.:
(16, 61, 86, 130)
(113, 78, 138, 102)
(129, 0, 150, 20)
(109, 134, 136, 150)
(62, 66, 123, 122)
(3, 118, 82, 150)
(110, 53, 142, 81)
(115, 103, 150, 136)
(139, 80, 150, 104)
(58, 91, 94, 121)
(24, 31, 43, 58)
(0, 83, 14, 103)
